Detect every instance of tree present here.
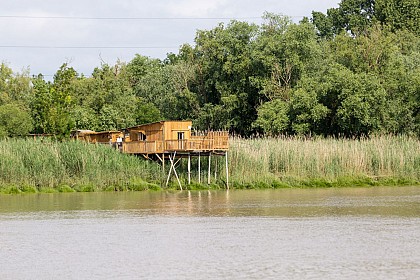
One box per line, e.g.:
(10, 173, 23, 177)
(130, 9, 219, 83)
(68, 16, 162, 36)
(376, 0, 420, 35)
(0, 103, 33, 136)
(379, 30, 420, 135)
(291, 62, 388, 136)
(126, 54, 162, 87)
(312, 0, 375, 37)
(30, 74, 74, 135)
(253, 14, 321, 102)
(312, 0, 420, 37)
(289, 85, 330, 135)
(135, 98, 161, 125)
(68, 62, 139, 131)
(253, 99, 290, 135)
(194, 103, 230, 131)
(192, 20, 260, 134)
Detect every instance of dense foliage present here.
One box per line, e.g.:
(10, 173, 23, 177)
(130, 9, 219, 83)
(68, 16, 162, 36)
(0, 0, 419, 137)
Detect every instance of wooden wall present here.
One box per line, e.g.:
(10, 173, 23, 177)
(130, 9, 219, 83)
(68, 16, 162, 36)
(126, 121, 192, 142)
(90, 132, 123, 143)
(127, 122, 164, 142)
(163, 121, 192, 141)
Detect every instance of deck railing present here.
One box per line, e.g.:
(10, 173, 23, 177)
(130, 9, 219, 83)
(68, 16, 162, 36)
(123, 141, 165, 154)
(122, 134, 229, 154)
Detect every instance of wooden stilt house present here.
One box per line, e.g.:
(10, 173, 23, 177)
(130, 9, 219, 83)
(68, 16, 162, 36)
(122, 120, 228, 155)
(121, 120, 230, 190)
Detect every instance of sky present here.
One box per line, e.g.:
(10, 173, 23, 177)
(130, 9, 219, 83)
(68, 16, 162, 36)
(1, 0, 340, 78)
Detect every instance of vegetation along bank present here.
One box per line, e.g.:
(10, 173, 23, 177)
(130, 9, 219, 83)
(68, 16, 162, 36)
(1, 136, 419, 194)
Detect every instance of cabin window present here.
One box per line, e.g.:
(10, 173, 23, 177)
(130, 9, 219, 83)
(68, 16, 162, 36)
(177, 132, 185, 149)
(177, 132, 185, 140)
(139, 132, 147, 141)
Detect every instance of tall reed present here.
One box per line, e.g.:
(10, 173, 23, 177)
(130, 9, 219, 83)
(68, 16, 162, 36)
(0, 138, 161, 192)
(1, 136, 419, 192)
(229, 135, 420, 188)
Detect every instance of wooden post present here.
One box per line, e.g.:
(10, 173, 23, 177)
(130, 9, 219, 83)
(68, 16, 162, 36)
(161, 154, 165, 184)
(214, 156, 217, 181)
(198, 152, 201, 184)
(208, 152, 212, 185)
(155, 153, 165, 187)
(165, 154, 173, 187)
(225, 151, 229, 190)
(188, 153, 191, 185)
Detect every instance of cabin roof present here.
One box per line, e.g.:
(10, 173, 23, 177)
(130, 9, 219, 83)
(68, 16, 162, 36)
(124, 120, 192, 130)
(72, 129, 95, 134)
(93, 131, 122, 135)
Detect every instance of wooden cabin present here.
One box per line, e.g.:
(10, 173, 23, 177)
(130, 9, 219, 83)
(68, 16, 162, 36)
(89, 131, 124, 144)
(71, 130, 123, 146)
(70, 130, 96, 142)
(122, 121, 228, 155)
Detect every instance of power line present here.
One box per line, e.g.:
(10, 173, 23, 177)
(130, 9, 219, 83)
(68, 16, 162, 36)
(0, 45, 179, 49)
(0, 15, 261, 20)
(0, 15, 305, 20)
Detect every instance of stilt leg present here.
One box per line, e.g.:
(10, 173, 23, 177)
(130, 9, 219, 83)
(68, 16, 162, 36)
(188, 153, 191, 185)
(162, 153, 165, 174)
(225, 151, 229, 190)
(165, 154, 174, 187)
(208, 152, 212, 185)
(198, 152, 201, 184)
(155, 153, 164, 187)
(214, 156, 217, 181)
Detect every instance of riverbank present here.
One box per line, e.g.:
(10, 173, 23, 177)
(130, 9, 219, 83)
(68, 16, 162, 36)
(1, 136, 419, 194)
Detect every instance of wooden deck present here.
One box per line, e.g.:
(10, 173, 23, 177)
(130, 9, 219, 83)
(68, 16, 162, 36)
(122, 133, 229, 155)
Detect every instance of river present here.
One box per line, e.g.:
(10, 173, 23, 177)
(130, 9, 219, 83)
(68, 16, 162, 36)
(0, 187, 419, 279)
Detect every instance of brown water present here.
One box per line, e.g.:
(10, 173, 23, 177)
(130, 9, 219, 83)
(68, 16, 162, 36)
(0, 187, 419, 279)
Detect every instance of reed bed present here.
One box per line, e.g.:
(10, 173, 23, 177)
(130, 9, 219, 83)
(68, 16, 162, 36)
(1, 136, 419, 193)
(0, 138, 161, 193)
(229, 135, 420, 188)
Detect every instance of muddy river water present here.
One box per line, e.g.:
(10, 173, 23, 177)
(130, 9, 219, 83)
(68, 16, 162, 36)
(0, 187, 419, 279)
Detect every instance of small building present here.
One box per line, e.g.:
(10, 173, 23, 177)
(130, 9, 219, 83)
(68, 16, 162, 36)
(70, 130, 96, 141)
(89, 131, 124, 145)
(71, 130, 123, 147)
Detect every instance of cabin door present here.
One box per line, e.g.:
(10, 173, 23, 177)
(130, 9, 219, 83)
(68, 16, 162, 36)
(177, 132, 185, 149)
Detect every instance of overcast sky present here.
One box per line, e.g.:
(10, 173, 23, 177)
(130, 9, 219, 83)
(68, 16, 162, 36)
(1, 0, 339, 78)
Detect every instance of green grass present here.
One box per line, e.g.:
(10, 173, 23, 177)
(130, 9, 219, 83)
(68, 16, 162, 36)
(1, 136, 419, 193)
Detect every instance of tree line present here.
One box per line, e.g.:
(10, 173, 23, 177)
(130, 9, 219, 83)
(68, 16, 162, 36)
(1, 0, 419, 138)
